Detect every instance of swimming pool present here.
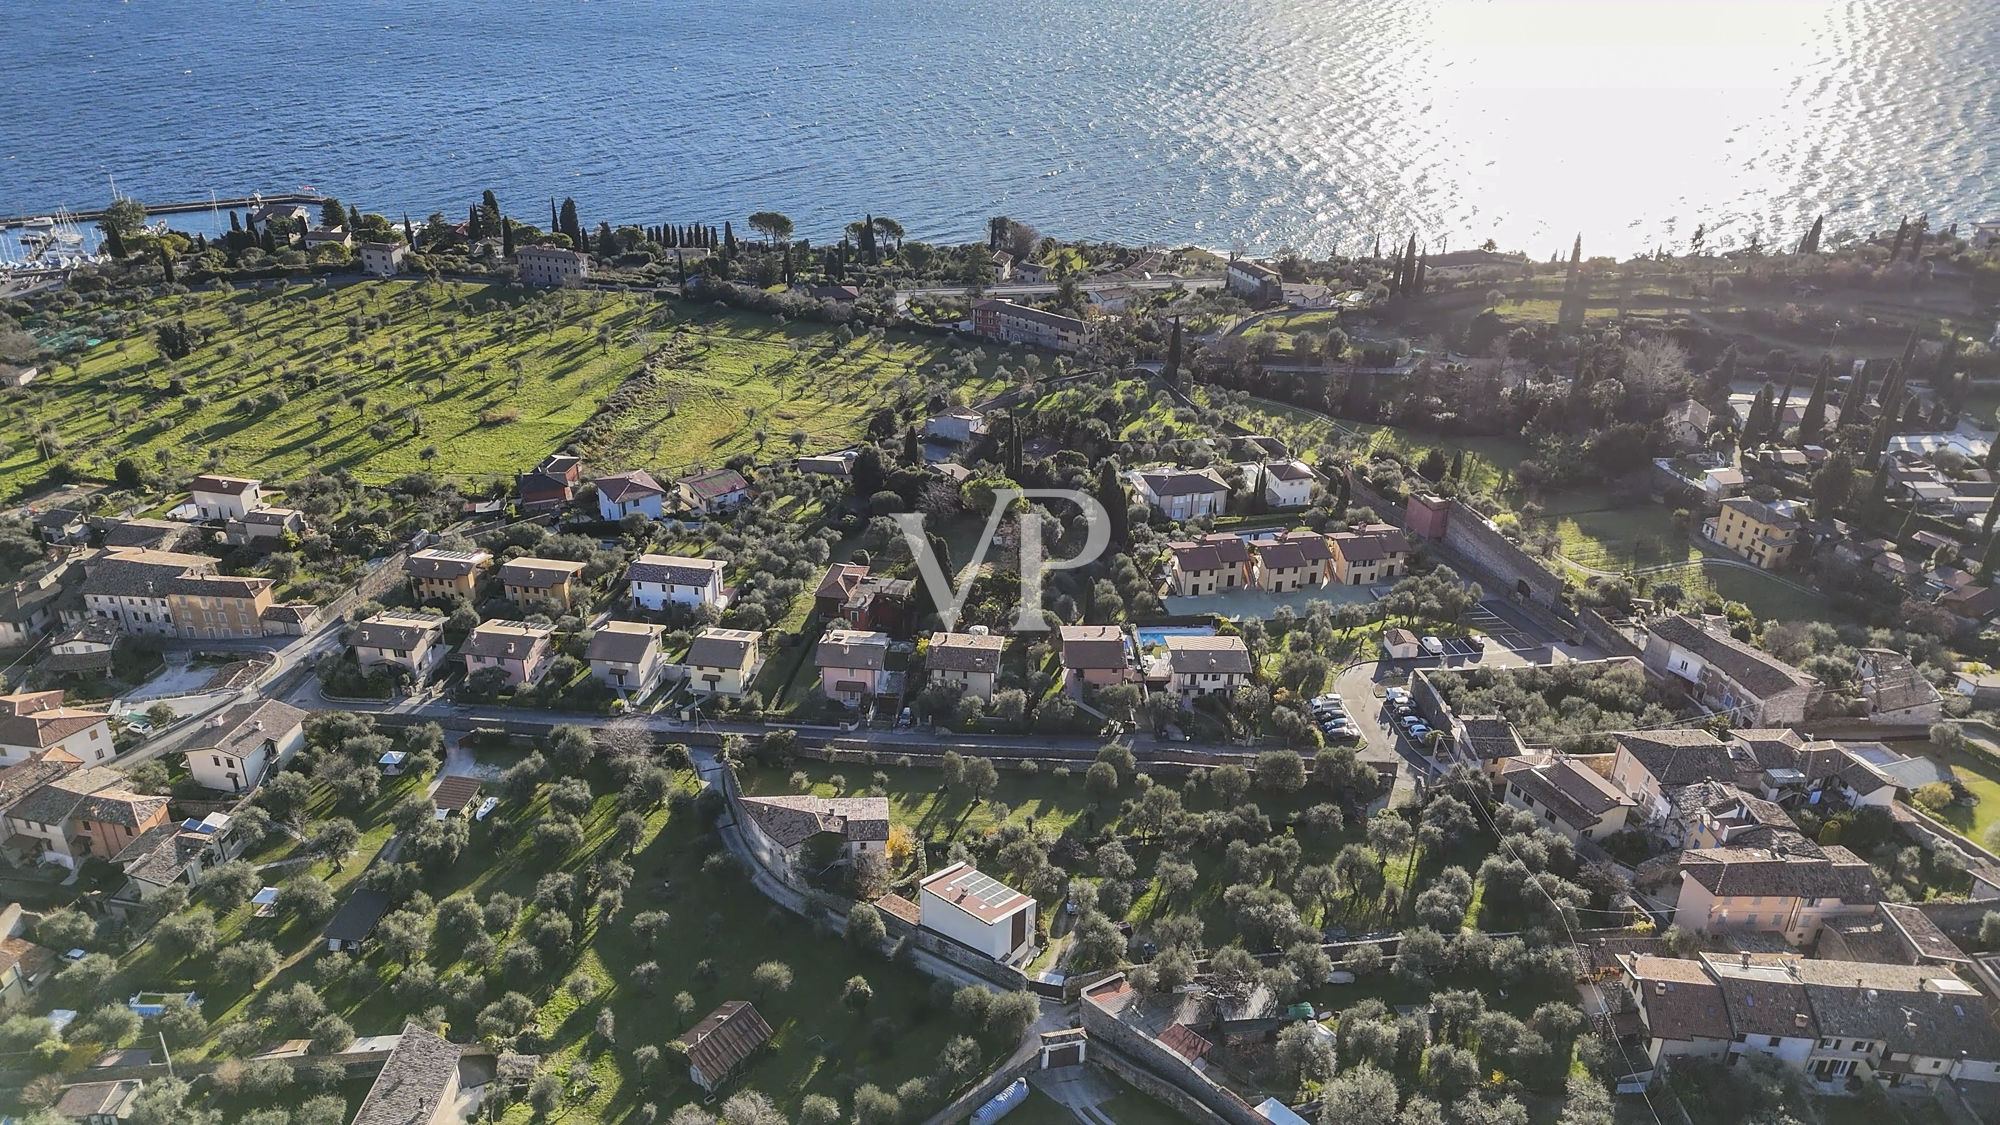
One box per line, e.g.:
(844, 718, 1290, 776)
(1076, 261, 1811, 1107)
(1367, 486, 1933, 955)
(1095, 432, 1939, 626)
(1134, 625, 1217, 648)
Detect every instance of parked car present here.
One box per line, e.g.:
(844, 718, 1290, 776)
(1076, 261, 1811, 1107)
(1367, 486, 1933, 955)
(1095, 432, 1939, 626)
(1421, 636, 1444, 656)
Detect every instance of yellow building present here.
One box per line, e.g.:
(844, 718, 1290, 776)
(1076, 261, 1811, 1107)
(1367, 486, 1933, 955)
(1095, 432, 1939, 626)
(1705, 497, 1798, 570)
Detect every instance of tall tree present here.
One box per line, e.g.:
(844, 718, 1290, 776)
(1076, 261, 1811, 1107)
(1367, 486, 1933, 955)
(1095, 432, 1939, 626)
(1558, 235, 1585, 328)
(403, 214, 415, 244)
(1797, 215, 1824, 255)
(722, 220, 738, 256)
(872, 216, 904, 252)
(1095, 460, 1129, 545)
(1767, 372, 1796, 444)
(1839, 359, 1872, 429)
(1889, 216, 1909, 261)
(1797, 355, 1833, 444)
(558, 198, 581, 246)
(1742, 383, 1775, 448)
(480, 190, 501, 233)
(1164, 317, 1183, 390)
(747, 211, 793, 247)
(501, 218, 515, 258)
(860, 214, 878, 264)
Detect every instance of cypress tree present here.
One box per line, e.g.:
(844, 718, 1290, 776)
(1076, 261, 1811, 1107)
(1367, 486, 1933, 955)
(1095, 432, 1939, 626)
(676, 251, 687, 286)
(228, 210, 241, 232)
(861, 214, 878, 264)
(260, 226, 275, 254)
(1798, 215, 1824, 255)
(468, 204, 482, 241)
(1449, 449, 1466, 480)
(346, 204, 361, 230)
(501, 218, 515, 258)
(404, 214, 415, 244)
(551, 198, 560, 232)
(1742, 383, 1775, 448)
(1768, 374, 1796, 444)
(722, 221, 737, 256)
(1412, 253, 1428, 297)
(903, 426, 922, 466)
(1095, 460, 1129, 545)
(1559, 235, 1585, 328)
(480, 190, 501, 231)
(158, 245, 176, 283)
(1889, 217, 1909, 261)
(1164, 317, 1183, 390)
(1797, 356, 1832, 444)
(558, 198, 581, 245)
(1839, 360, 1871, 430)
(1865, 362, 1907, 472)
(195, 233, 207, 252)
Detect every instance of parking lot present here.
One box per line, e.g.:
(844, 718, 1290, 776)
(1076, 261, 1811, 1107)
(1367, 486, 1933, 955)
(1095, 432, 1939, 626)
(1462, 604, 1540, 651)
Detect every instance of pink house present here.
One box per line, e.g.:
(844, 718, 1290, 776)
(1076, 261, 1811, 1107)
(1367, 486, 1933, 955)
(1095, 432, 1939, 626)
(815, 629, 891, 704)
(1058, 625, 1133, 689)
(461, 620, 556, 687)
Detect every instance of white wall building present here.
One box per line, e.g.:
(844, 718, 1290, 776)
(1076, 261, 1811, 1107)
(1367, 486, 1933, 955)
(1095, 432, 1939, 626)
(918, 861, 1037, 961)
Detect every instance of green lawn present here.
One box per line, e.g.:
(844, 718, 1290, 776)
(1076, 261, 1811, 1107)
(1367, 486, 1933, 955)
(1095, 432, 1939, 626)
(1917, 736, 2000, 846)
(5, 281, 1012, 497)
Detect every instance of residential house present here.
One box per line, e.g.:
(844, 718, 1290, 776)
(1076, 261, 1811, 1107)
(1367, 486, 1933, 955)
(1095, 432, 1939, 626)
(517, 453, 582, 509)
(1445, 715, 1528, 781)
(811, 563, 911, 634)
(357, 241, 407, 277)
(802, 284, 861, 302)
(350, 1023, 463, 1125)
(498, 556, 587, 608)
(1012, 260, 1050, 284)
(188, 475, 262, 520)
(1058, 624, 1133, 689)
(817, 629, 892, 704)
(586, 620, 669, 696)
(1608, 728, 1736, 822)
(1328, 524, 1411, 586)
(0, 691, 113, 766)
(0, 562, 78, 648)
(1706, 496, 1799, 570)
(405, 548, 492, 603)
(1677, 782, 1802, 850)
(1086, 286, 1140, 314)
(681, 627, 759, 696)
(1163, 635, 1253, 700)
(926, 631, 1004, 701)
(112, 812, 241, 903)
(1854, 648, 1942, 723)
(675, 1002, 774, 1092)
(922, 408, 989, 445)
(970, 298, 1091, 353)
(1671, 845, 1879, 944)
(1262, 460, 1316, 508)
(1700, 467, 1747, 499)
(1167, 535, 1252, 597)
(919, 861, 1037, 960)
(51, 1079, 145, 1124)
(990, 250, 1014, 281)
(625, 553, 727, 611)
(1819, 901, 1974, 969)
(1250, 531, 1332, 593)
(0, 363, 36, 388)
(1641, 614, 1818, 726)
(1134, 468, 1230, 521)
(302, 226, 351, 249)
(596, 470, 667, 522)
(2, 766, 160, 869)
(1955, 667, 2000, 706)
(44, 620, 120, 679)
(178, 700, 306, 794)
(1499, 757, 1636, 843)
(0, 930, 55, 1012)
(222, 507, 307, 547)
(516, 244, 590, 287)
(351, 611, 449, 681)
(796, 449, 858, 476)
(1381, 628, 1421, 661)
(737, 794, 890, 873)
(80, 548, 275, 639)
(1664, 398, 1714, 450)
(1225, 258, 1282, 301)
(1281, 282, 1334, 308)
(1619, 952, 2000, 1091)
(69, 784, 171, 861)
(676, 468, 752, 516)
(34, 507, 88, 545)
(461, 620, 556, 688)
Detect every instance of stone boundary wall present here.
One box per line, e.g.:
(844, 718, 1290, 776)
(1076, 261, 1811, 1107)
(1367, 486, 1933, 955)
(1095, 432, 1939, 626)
(1089, 1046, 1237, 1125)
(1079, 981, 1263, 1125)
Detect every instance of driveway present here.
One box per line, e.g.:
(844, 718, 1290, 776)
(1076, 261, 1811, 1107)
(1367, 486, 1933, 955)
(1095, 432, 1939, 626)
(1334, 662, 1430, 781)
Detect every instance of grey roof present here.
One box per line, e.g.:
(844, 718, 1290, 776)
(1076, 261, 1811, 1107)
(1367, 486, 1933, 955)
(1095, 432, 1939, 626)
(1706, 957, 1818, 1040)
(1790, 958, 2000, 1058)
(324, 888, 391, 943)
(405, 549, 489, 581)
(461, 620, 553, 659)
(1164, 635, 1253, 676)
(1460, 716, 1525, 761)
(99, 518, 187, 550)
(182, 699, 307, 760)
(1679, 846, 1876, 903)
(1504, 757, 1631, 829)
(78, 548, 218, 598)
(74, 788, 166, 829)
(818, 630, 890, 671)
(1623, 954, 1731, 1042)
(1059, 625, 1128, 670)
(927, 632, 1003, 674)
(1614, 729, 1734, 786)
(1880, 902, 1970, 964)
(351, 1023, 463, 1125)
(6, 766, 124, 826)
(352, 612, 446, 652)
(675, 1001, 773, 1084)
(625, 553, 724, 587)
(588, 621, 666, 664)
(115, 823, 210, 886)
(739, 795, 891, 848)
(499, 557, 587, 589)
(1139, 468, 1229, 498)
(1647, 614, 1816, 699)
(682, 627, 755, 669)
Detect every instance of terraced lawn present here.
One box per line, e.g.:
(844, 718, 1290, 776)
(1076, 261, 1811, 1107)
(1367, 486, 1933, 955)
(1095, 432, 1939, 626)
(4, 281, 1013, 498)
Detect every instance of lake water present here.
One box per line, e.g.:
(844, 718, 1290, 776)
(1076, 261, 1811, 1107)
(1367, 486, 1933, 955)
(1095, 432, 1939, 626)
(3, 0, 1997, 258)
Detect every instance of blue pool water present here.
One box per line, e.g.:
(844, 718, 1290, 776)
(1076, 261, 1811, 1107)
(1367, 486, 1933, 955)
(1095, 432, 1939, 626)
(1134, 626, 1217, 648)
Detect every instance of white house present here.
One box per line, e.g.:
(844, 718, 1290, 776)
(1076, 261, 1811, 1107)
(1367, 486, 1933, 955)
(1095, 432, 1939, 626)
(357, 242, 408, 278)
(585, 620, 669, 697)
(737, 794, 890, 874)
(188, 475, 262, 521)
(179, 699, 307, 793)
(624, 554, 726, 611)
(918, 861, 1037, 961)
(0, 692, 114, 767)
(1225, 258, 1281, 301)
(1262, 460, 1315, 508)
(675, 469, 752, 516)
(350, 611, 448, 682)
(596, 470, 667, 522)
(922, 408, 989, 445)
(1134, 467, 1230, 521)
(1163, 635, 1254, 700)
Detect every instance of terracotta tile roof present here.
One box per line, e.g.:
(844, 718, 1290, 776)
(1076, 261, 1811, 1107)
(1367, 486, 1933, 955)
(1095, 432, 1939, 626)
(1058, 625, 1128, 670)
(189, 474, 259, 496)
(1164, 634, 1253, 677)
(1647, 614, 1815, 699)
(430, 775, 483, 811)
(1159, 1022, 1213, 1062)
(596, 470, 666, 502)
(679, 468, 750, 501)
(875, 893, 920, 925)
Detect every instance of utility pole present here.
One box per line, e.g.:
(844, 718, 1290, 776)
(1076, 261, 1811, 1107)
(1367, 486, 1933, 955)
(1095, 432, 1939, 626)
(159, 1030, 174, 1079)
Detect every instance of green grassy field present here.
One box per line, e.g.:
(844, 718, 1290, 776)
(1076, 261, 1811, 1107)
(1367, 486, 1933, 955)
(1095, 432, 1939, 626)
(107, 746, 998, 1122)
(4, 281, 1012, 497)
(1920, 736, 2000, 846)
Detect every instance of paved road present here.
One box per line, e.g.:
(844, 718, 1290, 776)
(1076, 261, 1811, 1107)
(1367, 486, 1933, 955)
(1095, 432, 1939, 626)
(897, 276, 1223, 299)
